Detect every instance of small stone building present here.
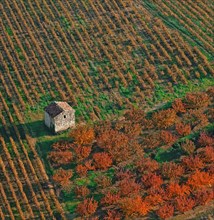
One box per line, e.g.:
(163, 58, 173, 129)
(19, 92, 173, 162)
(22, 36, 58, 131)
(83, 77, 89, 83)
(44, 101, 75, 133)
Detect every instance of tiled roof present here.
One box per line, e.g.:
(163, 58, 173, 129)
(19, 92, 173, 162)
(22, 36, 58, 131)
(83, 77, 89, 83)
(44, 101, 73, 118)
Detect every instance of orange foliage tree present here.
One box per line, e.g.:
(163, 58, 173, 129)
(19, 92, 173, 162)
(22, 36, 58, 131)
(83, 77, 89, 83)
(152, 109, 177, 129)
(136, 157, 159, 174)
(101, 192, 121, 206)
(124, 108, 145, 123)
(160, 130, 177, 145)
(76, 164, 88, 177)
(76, 198, 98, 217)
(93, 152, 112, 170)
(94, 175, 112, 188)
(156, 204, 174, 219)
(118, 178, 141, 196)
(199, 146, 214, 163)
(175, 122, 191, 136)
(166, 183, 190, 198)
(187, 170, 214, 189)
(175, 196, 195, 213)
(52, 168, 73, 186)
(172, 98, 186, 113)
(119, 196, 150, 217)
(161, 162, 184, 179)
(145, 193, 164, 206)
(70, 125, 95, 145)
(194, 189, 213, 206)
(180, 140, 196, 155)
(76, 160, 95, 177)
(73, 145, 91, 162)
(74, 186, 90, 198)
(184, 92, 210, 109)
(96, 129, 132, 162)
(198, 132, 214, 147)
(182, 156, 204, 171)
(104, 210, 122, 220)
(48, 151, 73, 167)
(141, 173, 163, 189)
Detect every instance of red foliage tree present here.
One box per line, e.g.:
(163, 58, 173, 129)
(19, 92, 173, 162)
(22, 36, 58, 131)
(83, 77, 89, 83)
(145, 193, 164, 206)
(52, 168, 73, 186)
(93, 152, 112, 170)
(199, 146, 214, 163)
(187, 170, 214, 189)
(175, 196, 195, 213)
(96, 129, 131, 162)
(198, 132, 214, 147)
(166, 183, 190, 198)
(172, 98, 186, 113)
(141, 173, 163, 189)
(175, 122, 191, 136)
(70, 125, 95, 145)
(74, 145, 91, 161)
(184, 92, 210, 109)
(122, 122, 142, 138)
(74, 186, 90, 198)
(48, 151, 73, 167)
(156, 204, 174, 219)
(194, 189, 213, 206)
(118, 178, 141, 196)
(104, 210, 122, 220)
(124, 108, 145, 123)
(160, 130, 177, 145)
(148, 186, 168, 201)
(182, 156, 204, 171)
(119, 196, 150, 217)
(136, 157, 159, 174)
(152, 109, 177, 129)
(180, 140, 196, 155)
(76, 160, 95, 177)
(161, 162, 184, 179)
(76, 198, 98, 217)
(94, 175, 112, 188)
(76, 164, 88, 177)
(101, 192, 120, 205)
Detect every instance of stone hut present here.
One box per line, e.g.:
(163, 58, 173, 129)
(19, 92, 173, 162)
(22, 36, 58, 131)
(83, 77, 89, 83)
(44, 101, 75, 133)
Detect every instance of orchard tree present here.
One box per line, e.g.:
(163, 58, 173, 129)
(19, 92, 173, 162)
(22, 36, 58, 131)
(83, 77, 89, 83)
(161, 162, 184, 179)
(70, 125, 95, 145)
(76, 198, 98, 217)
(152, 109, 177, 129)
(175, 196, 195, 213)
(101, 192, 121, 206)
(180, 140, 195, 155)
(74, 186, 90, 198)
(156, 204, 174, 219)
(172, 98, 186, 113)
(187, 170, 214, 189)
(119, 196, 150, 217)
(52, 168, 73, 187)
(93, 152, 112, 170)
(182, 156, 204, 171)
(184, 92, 210, 109)
(141, 173, 163, 189)
(175, 122, 191, 136)
(48, 151, 73, 167)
